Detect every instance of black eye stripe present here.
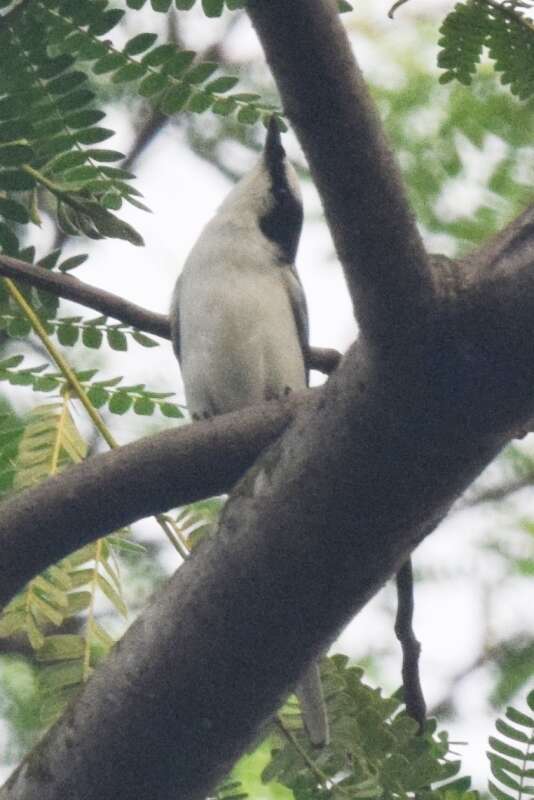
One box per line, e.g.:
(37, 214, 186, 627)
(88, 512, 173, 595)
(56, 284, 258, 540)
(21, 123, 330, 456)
(259, 179, 303, 264)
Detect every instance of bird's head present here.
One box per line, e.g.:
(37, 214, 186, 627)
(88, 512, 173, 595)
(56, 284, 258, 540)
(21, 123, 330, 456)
(217, 117, 303, 264)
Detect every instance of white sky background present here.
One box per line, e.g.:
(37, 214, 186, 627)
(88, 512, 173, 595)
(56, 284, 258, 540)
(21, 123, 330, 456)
(2, 0, 534, 789)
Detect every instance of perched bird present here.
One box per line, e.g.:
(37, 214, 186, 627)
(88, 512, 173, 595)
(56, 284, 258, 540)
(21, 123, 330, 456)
(169, 118, 329, 746)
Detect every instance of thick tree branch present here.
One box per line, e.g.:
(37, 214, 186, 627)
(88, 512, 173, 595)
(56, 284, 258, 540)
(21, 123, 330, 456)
(0, 254, 341, 374)
(248, 0, 436, 348)
(5, 3, 534, 799)
(0, 395, 300, 608)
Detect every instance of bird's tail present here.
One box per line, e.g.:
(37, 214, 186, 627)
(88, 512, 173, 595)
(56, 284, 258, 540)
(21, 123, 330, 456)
(295, 661, 330, 747)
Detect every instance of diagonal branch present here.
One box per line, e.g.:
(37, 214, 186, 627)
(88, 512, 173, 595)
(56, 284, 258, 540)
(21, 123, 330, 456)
(6, 3, 534, 800)
(0, 254, 341, 374)
(0, 393, 301, 608)
(247, 0, 436, 349)
(0, 253, 170, 338)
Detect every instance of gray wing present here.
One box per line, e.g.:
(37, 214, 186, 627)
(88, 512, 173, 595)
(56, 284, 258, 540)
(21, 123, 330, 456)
(169, 274, 181, 364)
(281, 265, 310, 385)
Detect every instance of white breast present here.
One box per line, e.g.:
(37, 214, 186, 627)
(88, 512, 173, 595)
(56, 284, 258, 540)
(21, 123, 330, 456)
(175, 218, 306, 418)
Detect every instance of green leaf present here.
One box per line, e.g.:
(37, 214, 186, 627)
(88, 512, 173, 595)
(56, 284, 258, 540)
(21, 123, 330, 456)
(0, 355, 25, 369)
(89, 386, 110, 407)
(78, 201, 144, 246)
(205, 76, 239, 93)
(40, 660, 84, 691)
(237, 105, 261, 125)
(96, 573, 127, 617)
(62, 165, 100, 183)
(0, 170, 35, 190)
(188, 91, 213, 113)
(138, 73, 167, 97)
(93, 52, 127, 75)
(175, 0, 196, 7)
(37, 635, 86, 662)
(47, 71, 88, 96)
(212, 97, 237, 116)
(151, 0, 172, 9)
(89, 9, 125, 36)
(0, 610, 26, 638)
(506, 706, 534, 728)
(40, 686, 81, 725)
(56, 324, 79, 346)
(0, 222, 20, 255)
(56, 89, 95, 112)
(131, 331, 159, 348)
(7, 318, 32, 338)
(163, 51, 196, 77)
(38, 54, 75, 80)
(82, 327, 103, 349)
(112, 63, 147, 84)
(127, 0, 147, 7)
(108, 392, 133, 415)
(133, 396, 155, 415)
(47, 151, 88, 173)
(185, 62, 218, 84)
(65, 109, 106, 129)
(18, 245, 35, 262)
(74, 127, 114, 145)
(0, 197, 30, 224)
(59, 253, 89, 273)
(496, 718, 530, 744)
(141, 44, 176, 67)
(160, 402, 183, 418)
(124, 33, 158, 56)
(160, 84, 192, 114)
(107, 329, 128, 351)
(67, 591, 92, 614)
(489, 736, 531, 761)
(34, 376, 61, 392)
(85, 149, 125, 163)
(202, 0, 224, 17)
(0, 143, 33, 166)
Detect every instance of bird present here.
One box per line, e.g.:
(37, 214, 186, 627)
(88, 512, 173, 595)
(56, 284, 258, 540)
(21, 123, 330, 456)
(169, 117, 329, 747)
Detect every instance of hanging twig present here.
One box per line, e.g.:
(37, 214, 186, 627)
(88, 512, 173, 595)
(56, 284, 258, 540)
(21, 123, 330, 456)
(394, 558, 426, 731)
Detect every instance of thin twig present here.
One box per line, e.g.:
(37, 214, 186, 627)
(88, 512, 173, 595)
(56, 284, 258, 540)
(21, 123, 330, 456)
(0, 253, 169, 337)
(0, 253, 341, 374)
(394, 558, 426, 731)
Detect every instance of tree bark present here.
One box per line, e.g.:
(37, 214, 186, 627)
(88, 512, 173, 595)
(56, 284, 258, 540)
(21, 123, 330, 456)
(3, 1, 534, 799)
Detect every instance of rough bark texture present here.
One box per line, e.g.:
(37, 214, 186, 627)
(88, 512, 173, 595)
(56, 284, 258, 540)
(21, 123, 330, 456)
(0, 397, 300, 607)
(2, 1, 534, 799)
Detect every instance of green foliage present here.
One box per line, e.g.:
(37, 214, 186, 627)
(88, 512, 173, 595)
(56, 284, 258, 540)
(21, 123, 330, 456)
(372, 69, 534, 252)
(0, 657, 43, 761)
(0, 398, 134, 723)
(487, 690, 534, 800)
(125, 0, 353, 13)
(0, 355, 183, 419)
(438, 0, 534, 99)
(0, 0, 286, 257)
(0, 2, 145, 251)
(10, 399, 87, 491)
(264, 656, 472, 800)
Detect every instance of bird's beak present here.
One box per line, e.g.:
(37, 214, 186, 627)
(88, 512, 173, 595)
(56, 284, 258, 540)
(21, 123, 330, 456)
(264, 116, 285, 170)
